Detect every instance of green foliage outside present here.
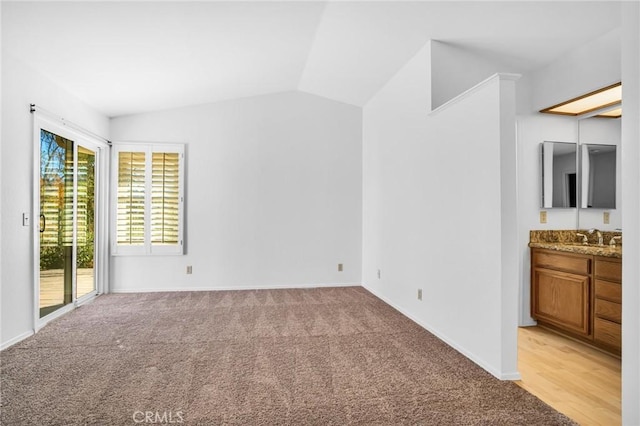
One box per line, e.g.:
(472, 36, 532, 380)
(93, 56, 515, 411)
(40, 233, 94, 270)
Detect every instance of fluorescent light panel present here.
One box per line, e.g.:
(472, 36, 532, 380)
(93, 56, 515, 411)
(596, 107, 622, 118)
(540, 82, 622, 116)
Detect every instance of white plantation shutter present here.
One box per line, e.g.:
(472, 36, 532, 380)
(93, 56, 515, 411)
(112, 143, 184, 255)
(40, 180, 60, 247)
(76, 149, 90, 245)
(62, 148, 74, 246)
(39, 130, 73, 247)
(151, 153, 180, 245)
(117, 151, 146, 245)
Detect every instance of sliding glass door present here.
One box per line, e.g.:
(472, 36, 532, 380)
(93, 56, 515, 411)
(35, 118, 105, 323)
(76, 146, 96, 300)
(39, 130, 74, 317)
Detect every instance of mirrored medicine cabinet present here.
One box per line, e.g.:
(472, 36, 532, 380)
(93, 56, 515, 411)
(540, 141, 578, 208)
(540, 118, 619, 213)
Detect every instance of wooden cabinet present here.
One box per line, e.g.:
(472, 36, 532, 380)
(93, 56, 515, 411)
(531, 248, 622, 356)
(593, 257, 622, 355)
(531, 250, 592, 337)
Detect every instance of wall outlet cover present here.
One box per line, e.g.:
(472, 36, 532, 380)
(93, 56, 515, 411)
(338, 263, 343, 272)
(186, 265, 193, 274)
(603, 212, 610, 224)
(417, 289, 423, 301)
(540, 211, 547, 224)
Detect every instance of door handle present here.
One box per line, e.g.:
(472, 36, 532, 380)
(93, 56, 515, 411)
(40, 214, 46, 233)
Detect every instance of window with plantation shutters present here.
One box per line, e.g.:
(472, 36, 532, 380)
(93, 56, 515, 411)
(112, 143, 184, 255)
(151, 153, 180, 245)
(117, 151, 146, 245)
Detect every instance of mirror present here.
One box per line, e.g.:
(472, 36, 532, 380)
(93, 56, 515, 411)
(577, 116, 621, 230)
(580, 144, 616, 209)
(540, 141, 577, 208)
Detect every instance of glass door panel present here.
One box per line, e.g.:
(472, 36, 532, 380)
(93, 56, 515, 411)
(76, 146, 96, 299)
(39, 130, 74, 318)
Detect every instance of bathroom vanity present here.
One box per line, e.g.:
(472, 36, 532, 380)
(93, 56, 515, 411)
(529, 230, 622, 356)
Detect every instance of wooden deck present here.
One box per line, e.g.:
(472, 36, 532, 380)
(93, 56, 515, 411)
(517, 326, 621, 426)
(39, 268, 95, 309)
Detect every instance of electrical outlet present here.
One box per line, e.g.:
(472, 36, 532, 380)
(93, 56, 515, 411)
(186, 265, 193, 274)
(603, 212, 610, 224)
(338, 263, 343, 272)
(539, 211, 547, 224)
(417, 289, 423, 301)
(22, 213, 30, 227)
(377, 269, 381, 279)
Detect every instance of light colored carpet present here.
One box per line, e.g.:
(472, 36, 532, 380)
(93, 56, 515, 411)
(1, 287, 576, 425)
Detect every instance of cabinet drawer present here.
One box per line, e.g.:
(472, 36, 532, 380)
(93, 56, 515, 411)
(532, 251, 591, 275)
(595, 298, 622, 323)
(595, 279, 621, 303)
(595, 258, 622, 282)
(594, 317, 621, 352)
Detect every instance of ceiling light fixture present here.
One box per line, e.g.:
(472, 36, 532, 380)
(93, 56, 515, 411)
(540, 82, 622, 117)
(596, 107, 622, 118)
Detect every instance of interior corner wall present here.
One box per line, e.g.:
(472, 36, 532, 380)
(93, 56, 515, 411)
(109, 91, 362, 292)
(621, 2, 640, 424)
(430, 40, 510, 111)
(362, 41, 518, 379)
(0, 52, 109, 348)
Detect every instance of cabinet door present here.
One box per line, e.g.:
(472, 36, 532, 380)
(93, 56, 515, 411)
(532, 268, 591, 336)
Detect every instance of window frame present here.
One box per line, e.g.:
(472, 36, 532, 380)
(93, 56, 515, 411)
(111, 142, 185, 256)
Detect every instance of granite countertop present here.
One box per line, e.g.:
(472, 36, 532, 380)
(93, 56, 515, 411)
(529, 229, 622, 259)
(528, 241, 621, 258)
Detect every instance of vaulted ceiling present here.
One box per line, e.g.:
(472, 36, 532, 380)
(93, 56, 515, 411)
(2, 1, 621, 117)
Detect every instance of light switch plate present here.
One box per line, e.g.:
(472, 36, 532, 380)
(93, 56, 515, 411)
(603, 212, 610, 224)
(22, 213, 30, 227)
(338, 263, 343, 272)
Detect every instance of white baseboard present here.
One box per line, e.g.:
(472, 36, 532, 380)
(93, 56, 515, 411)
(362, 282, 521, 381)
(500, 371, 523, 380)
(111, 282, 362, 293)
(1, 330, 35, 351)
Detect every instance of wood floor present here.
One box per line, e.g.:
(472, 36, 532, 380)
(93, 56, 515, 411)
(517, 326, 621, 426)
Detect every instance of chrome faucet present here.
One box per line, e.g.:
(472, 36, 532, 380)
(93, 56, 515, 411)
(576, 233, 588, 245)
(588, 228, 603, 246)
(609, 236, 622, 247)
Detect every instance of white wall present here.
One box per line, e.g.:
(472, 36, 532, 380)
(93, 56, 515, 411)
(0, 52, 109, 348)
(516, 29, 622, 325)
(430, 40, 511, 111)
(621, 2, 640, 424)
(530, 29, 621, 113)
(109, 91, 362, 292)
(0, 2, 3, 345)
(362, 42, 519, 379)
